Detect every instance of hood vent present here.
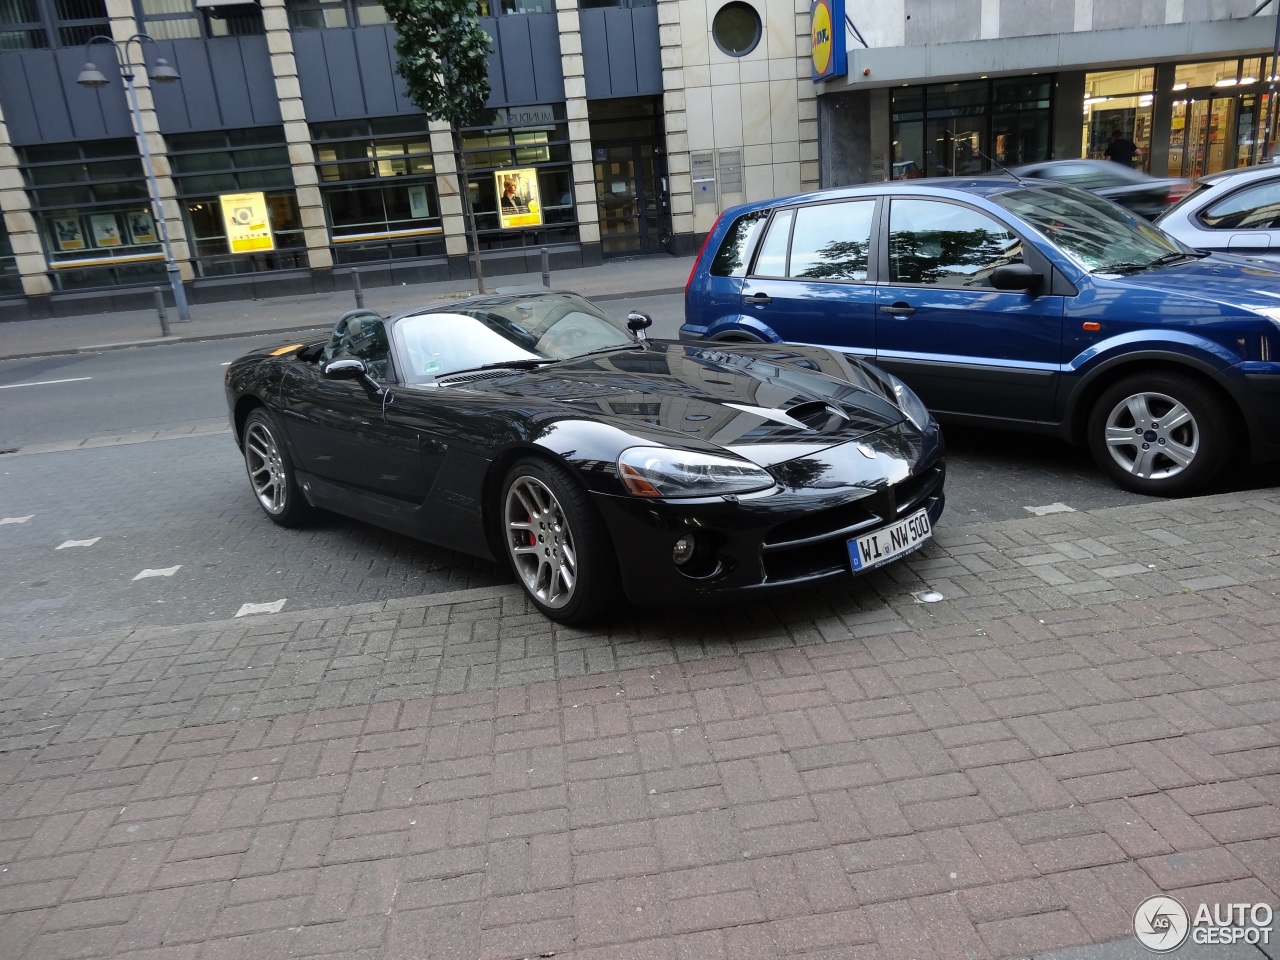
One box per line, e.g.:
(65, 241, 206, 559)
(785, 399, 849, 432)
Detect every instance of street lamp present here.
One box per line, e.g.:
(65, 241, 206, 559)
(76, 35, 190, 323)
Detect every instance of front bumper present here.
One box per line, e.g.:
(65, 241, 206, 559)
(592, 422, 946, 606)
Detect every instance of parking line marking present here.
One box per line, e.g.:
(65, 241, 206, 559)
(133, 565, 182, 580)
(1, 516, 34, 524)
(57, 538, 101, 549)
(1024, 502, 1076, 516)
(0, 377, 92, 389)
(236, 599, 286, 617)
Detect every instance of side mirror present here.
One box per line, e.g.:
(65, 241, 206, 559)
(323, 358, 366, 380)
(627, 312, 653, 340)
(990, 263, 1043, 292)
(323, 357, 385, 399)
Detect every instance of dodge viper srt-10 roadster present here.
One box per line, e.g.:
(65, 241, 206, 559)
(224, 291, 945, 623)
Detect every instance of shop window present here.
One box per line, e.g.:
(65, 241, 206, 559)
(168, 128, 305, 277)
(0, 0, 110, 48)
(459, 106, 578, 250)
(475, 0, 553, 14)
(891, 75, 1051, 179)
(18, 140, 167, 290)
(137, 0, 263, 37)
(311, 118, 445, 264)
(0, 222, 21, 297)
(577, 0, 655, 8)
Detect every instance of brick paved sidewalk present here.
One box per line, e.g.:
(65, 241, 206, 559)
(1, 491, 1278, 959)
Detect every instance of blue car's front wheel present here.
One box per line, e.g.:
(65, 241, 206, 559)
(1086, 372, 1232, 496)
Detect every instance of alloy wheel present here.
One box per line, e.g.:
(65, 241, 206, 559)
(504, 474, 578, 610)
(245, 420, 288, 514)
(1101, 389, 1199, 481)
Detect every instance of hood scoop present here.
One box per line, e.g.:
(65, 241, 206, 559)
(785, 399, 850, 432)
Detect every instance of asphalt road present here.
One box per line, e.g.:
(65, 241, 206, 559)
(2, 295, 1277, 648)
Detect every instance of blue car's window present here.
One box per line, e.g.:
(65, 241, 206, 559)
(991, 184, 1187, 272)
(752, 209, 793, 277)
(711, 210, 768, 276)
(887, 199, 1021, 287)
(1199, 180, 1280, 229)
(789, 200, 874, 281)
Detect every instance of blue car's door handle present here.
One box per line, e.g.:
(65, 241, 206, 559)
(880, 303, 916, 316)
(745, 293, 772, 306)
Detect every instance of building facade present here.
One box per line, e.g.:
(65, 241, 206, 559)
(816, 2, 1279, 188)
(0, 0, 1275, 318)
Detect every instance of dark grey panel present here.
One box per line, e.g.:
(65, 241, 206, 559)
(480, 18, 506, 105)
(495, 16, 537, 106)
(150, 37, 280, 133)
(632, 6, 661, 94)
(294, 31, 336, 119)
(527, 14, 564, 103)
(239, 37, 281, 125)
(322, 31, 366, 119)
(296, 25, 419, 120)
(581, 8, 659, 100)
(0, 48, 136, 145)
(353, 26, 400, 116)
(581, 10, 610, 99)
(605, 8, 639, 96)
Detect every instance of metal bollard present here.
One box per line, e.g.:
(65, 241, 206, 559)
(540, 247, 550, 288)
(153, 287, 171, 338)
(352, 266, 364, 309)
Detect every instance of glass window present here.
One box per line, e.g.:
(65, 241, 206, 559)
(0, 220, 22, 297)
(888, 199, 1022, 287)
(788, 200, 874, 281)
(53, 0, 108, 46)
(711, 1, 760, 57)
(751, 209, 792, 278)
(0, 0, 47, 48)
(1199, 180, 1280, 230)
(711, 209, 768, 277)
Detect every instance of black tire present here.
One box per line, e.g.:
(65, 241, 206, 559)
(499, 456, 623, 624)
(242, 408, 314, 527)
(1086, 372, 1232, 496)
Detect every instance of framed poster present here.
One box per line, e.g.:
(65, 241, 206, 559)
(219, 192, 275, 253)
(127, 210, 157, 245)
(408, 184, 431, 219)
(495, 168, 543, 229)
(91, 214, 123, 247)
(53, 217, 86, 251)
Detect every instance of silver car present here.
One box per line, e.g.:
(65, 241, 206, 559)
(1155, 163, 1280, 261)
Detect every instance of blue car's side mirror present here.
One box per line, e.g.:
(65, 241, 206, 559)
(990, 263, 1043, 293)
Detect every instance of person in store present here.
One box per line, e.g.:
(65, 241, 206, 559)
(1105, 128, 1139, 166)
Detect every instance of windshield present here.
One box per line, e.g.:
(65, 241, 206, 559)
(395, 293, 636, 382)
(990, 183, 1193, 274)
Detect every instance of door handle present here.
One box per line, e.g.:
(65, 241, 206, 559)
(746, 293, 772, 306)
(879, 303, 916, 316)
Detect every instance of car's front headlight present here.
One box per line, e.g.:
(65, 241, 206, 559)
(883, 372, 932, 432)
(617, 446, 775, 498)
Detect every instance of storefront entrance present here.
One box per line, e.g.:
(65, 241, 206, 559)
(1170, 94, 1265, 178)
(592, 141, 669, 256)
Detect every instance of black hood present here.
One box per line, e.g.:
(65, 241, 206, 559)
(469, 341, 907, 465)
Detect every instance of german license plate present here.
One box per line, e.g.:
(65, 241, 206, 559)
(848, 508, 932, 572)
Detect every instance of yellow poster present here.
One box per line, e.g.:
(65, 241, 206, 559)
(219, 192, 275, 253)
(496, 169, 543, 229)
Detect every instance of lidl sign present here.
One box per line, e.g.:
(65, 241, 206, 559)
(811, 0, 846, 82)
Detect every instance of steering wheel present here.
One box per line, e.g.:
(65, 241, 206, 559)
(541, 324, 591, 356)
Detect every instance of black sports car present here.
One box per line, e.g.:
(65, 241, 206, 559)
(224, 291, 946, 623)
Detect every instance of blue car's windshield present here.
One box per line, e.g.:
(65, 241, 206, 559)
(990, 184, 1195, 274)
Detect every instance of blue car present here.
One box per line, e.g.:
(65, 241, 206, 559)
(680, 177, 1280, 496)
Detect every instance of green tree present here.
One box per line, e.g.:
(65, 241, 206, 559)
(380, 0, 492, 292)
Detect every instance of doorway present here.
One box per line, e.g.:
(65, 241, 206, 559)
(587, 96, 670, 257)
(592, 142, 668, 255)
(1170, 93, 1266, 178)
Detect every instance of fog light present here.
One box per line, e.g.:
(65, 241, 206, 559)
(673, 534, 697, 565)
